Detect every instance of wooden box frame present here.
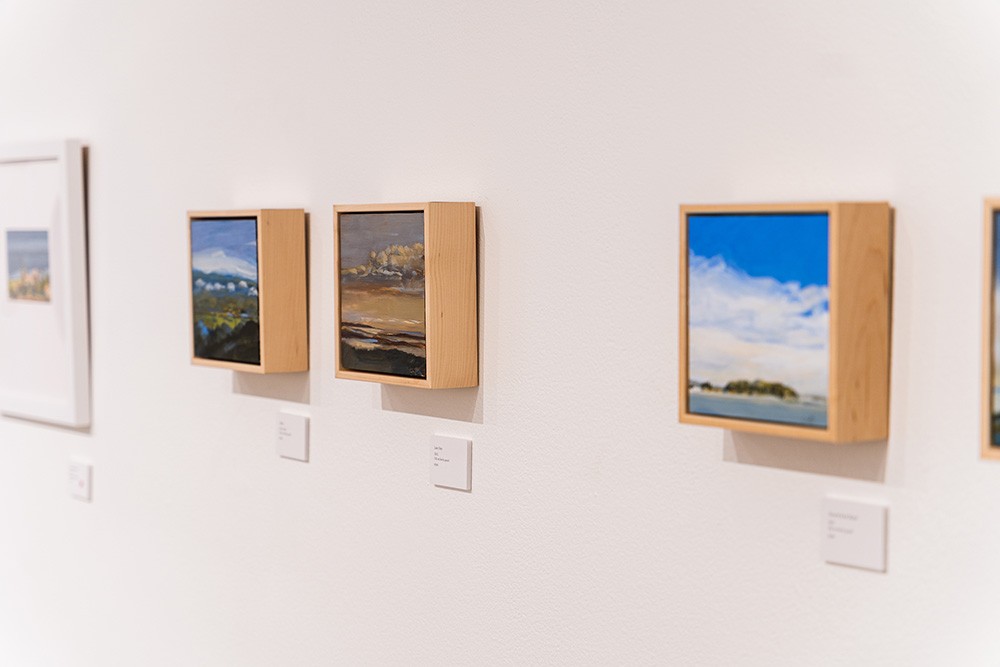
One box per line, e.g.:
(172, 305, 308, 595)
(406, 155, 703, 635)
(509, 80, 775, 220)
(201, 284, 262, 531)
(188, 209, 307, 374)
(334, 202, 477, 388)
(982, 200, 1000, 459)
(679, 202, 892, 443)
(0, 140, 90, 427)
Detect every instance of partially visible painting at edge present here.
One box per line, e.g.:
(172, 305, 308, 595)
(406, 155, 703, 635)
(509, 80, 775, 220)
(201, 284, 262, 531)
(7, 230, 50, 302)
(686, 212, 830, 429)
(991, 210, 1000, 448)
(338, 211, 427, 379)
(190, 217, 261, 365)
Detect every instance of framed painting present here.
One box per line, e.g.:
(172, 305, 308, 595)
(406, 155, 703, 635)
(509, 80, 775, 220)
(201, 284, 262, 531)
(334, 202, 477, 388)
(188, 209, 307, 374)
(983, 200, 1000, 459)
(679, 202, 892, 443)
(0, 140, 90, 427)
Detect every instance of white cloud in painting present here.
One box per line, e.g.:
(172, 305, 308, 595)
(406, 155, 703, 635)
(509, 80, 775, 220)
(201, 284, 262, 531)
(192, 250, 257, 280)
(689, 253, 829, 396)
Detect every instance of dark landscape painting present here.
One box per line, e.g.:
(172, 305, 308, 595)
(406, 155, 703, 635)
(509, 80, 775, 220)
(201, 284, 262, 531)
(7, 230, 50, 302)
(191, 217, 260, 365)
(687, 212, 830, 428)
(338, 211, 426, 378)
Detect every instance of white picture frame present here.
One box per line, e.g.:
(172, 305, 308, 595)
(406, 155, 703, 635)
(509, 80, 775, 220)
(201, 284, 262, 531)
(0, 140, 90, 427)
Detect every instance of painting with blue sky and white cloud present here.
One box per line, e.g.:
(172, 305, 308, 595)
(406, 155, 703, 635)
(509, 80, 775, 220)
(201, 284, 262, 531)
(687, 212, 830, 428)
(190, 217, 260, 365)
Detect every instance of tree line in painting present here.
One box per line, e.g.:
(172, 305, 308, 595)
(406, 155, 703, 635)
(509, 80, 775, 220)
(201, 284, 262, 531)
(689, 378, 799, 400)
(192, 271, 260, 363)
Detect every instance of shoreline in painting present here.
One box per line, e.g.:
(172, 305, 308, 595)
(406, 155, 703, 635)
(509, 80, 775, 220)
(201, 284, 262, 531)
(688, 389, 828, 429)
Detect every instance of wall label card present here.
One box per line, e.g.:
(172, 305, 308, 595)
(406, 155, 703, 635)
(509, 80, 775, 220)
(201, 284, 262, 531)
(276, 410, 309, 462)
(822, 495, 887, 572)
(430, 435, 471, 491)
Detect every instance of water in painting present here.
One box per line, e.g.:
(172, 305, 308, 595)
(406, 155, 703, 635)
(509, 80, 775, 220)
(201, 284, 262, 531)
(7, 230, 50, 302)
(190, 217, 260, 365)
(687, 212, 829, 428)
(338, 211, 426, 378)
(992, 211, 1000, 445)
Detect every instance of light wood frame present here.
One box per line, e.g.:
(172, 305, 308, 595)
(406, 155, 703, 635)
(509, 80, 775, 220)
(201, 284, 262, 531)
(982, 200, 1000, 459)
(0, 140, 90, 427)
(334, 202, 477, 388)
(188, 209, 307, 374)
(679, 202, 892, 443)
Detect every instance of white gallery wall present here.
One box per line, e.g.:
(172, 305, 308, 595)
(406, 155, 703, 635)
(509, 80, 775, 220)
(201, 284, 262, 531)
(1, 0, 998, 664)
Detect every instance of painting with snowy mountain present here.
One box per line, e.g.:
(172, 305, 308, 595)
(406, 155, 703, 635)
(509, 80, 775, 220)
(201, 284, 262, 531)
(190, 217, 260, 365)
(338, 211, 426, 378)
(686, 212, 830, 428)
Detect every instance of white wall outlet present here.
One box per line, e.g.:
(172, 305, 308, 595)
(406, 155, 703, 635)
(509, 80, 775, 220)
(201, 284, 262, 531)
(430, 435, 472, 491)
(277, 410, 309, 462)
(822, 495, 888, 572)
(68, 460, 92, 502)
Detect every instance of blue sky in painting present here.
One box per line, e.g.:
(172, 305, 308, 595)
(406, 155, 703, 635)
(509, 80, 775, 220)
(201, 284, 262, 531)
(687, 213, 828, 287)
(191, 218, 258, 280)
(687, 212, 831, 397)
(7, 230, 49, 275)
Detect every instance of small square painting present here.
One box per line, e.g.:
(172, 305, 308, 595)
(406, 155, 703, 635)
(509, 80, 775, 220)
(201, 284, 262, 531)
(190, 217, 260, 365)
(7, 230, 50, 302)
(338, 211, 426, 378)
(686, 212, 830, 428)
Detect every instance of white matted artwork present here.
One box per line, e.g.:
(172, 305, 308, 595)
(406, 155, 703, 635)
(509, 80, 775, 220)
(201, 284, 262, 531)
(0, 140, 90, 427)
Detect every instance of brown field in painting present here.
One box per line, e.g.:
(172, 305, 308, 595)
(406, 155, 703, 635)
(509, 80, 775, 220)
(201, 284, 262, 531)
(340, 284, 426, 332)
(339, 282, 427, 378)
